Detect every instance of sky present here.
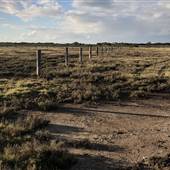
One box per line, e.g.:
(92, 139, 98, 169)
(0, 0, 170, 43)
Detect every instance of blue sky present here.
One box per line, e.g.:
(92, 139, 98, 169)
(0, 0, 170, 43)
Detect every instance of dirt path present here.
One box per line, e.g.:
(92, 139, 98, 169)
(33, 99, 170, 169)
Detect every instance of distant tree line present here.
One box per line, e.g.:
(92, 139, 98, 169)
(0, 42, 170, 47)
(0, 42, 91, 47)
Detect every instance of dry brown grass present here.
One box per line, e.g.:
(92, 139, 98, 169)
(1, 46, 170, 110)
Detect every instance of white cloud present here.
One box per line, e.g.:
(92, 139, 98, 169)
(67, 0, 170, 42)
(73, 0, 113, 10)
(0, 0, 62, 19)
(1, 0, 170, 42)
(61, 11, 103, 34)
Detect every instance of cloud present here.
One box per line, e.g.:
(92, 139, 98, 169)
(61, 11, 103, 34)
(1, 0, 170, 42)
(0, 0, 62, 20)
(66, 0, 170, 42)
(73, 0, 113, 10)
(18, 27, 93, 43)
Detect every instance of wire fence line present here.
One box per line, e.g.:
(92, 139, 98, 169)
(1, 46, 170, 78)
(36, 46, 115, 76)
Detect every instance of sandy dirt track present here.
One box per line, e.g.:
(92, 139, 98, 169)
(33, 98, 170, 169)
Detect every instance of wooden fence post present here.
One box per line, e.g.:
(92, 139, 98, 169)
(111, 46, 113, 52)
(96, 46, 99, 57)
(106, 47, 108, 55)
(36, 49, 41, 77)
(79, 47, 83, 64)
(89, 46, 92, 60)
(101, 46, 103, 56)
(65, 47, 69, 66)
(103, 46, 105, 56)
(104, 46, 106, 54)
(106, 46, 108, 54)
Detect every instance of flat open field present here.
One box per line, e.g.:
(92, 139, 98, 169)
(1, 46, 170, 169)
(1, 46, 170, 108)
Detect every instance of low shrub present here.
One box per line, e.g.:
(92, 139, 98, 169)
(0, 110, 76, 170)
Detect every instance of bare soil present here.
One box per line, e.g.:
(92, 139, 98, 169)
(32, 98, 170, 170)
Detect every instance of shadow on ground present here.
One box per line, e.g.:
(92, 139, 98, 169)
(71, 154, 132, 170)
(47, 123, 84, 134)
(56, 106, 170, 119)
(47, 124, 125, 153)
(62, 139, 126, 153)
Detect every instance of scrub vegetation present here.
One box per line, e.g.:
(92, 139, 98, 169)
(1, 45, 170, 169)
(1, 46, 170, 110)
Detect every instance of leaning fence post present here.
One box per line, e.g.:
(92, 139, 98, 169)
(36, 49, 41, 77)
(79, 47, 83, 64)
(96, 46, 99, 57)
(65, 47, 69, 66)
(89, 46, 92, 60)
